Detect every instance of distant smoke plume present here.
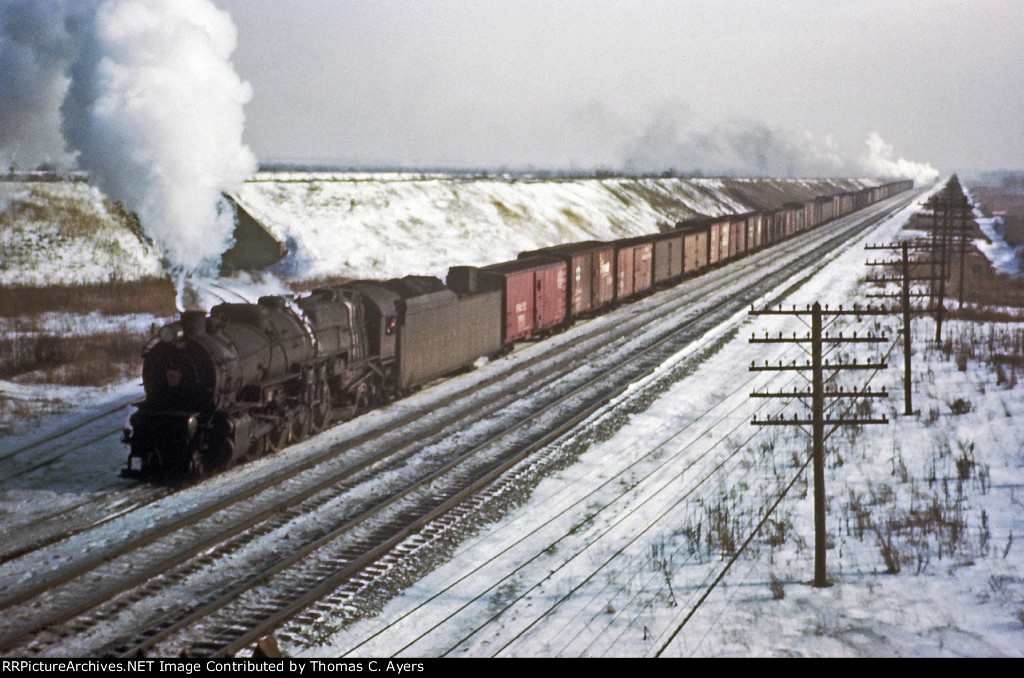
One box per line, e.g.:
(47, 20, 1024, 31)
(859, 132, 939, 185)
(0, 0, 256, 273)
(613, 103, 938, 184)
(618, 106, 848, 178)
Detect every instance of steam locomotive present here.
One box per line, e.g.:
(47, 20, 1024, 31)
(122, 179, 913, 481)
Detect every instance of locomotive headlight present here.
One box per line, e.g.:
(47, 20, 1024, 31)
(186, 414, 199, 438)
(159, 322, 182, 343)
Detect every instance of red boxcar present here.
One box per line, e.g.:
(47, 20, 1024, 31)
(450, 257, 567, 344)
(612, 239, 653, 300)
(518, 241, 615, 319)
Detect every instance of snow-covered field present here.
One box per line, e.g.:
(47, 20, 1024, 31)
(1, 176, 1021, 657)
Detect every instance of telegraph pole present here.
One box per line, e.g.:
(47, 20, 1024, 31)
(864, 241, 944, 415)
(749, 302, 889, 587)
(918, 176, 974, 339)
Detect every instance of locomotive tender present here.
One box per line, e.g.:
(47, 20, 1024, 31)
(123, 179, 913, 481)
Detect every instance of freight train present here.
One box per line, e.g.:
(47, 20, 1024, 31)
(121, 179, 913, 481)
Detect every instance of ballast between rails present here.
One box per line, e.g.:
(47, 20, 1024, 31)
(122, 180, 914, 482)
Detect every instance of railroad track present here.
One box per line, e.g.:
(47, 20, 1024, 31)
(0, 398, 133, 467)
(0, 192, 920, 657)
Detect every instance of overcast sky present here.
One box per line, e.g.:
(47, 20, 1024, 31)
(210, 0, 1022, 175)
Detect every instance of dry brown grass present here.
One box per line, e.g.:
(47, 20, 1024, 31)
(0, 278, 177, 317)
(1, 328, 148, 386)
(946, 249, 1024, 309)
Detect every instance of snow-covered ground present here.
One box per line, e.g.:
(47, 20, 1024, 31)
(4, 176, 1021, 657)
(273, 183, 1024, 658)
(961, 184, 1023, 278)
(0, 181, 164, 286)
(974, 215, 1023, 278)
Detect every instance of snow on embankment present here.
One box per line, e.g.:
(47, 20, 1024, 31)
(238, 174, 879, 282)
(0, 174, 879, 288)
(962, 187, 1024, 279)
(0, 181, 164, 286)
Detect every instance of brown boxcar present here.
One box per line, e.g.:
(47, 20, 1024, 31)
(737, 212, 759, 252)
(675, 218, 712, 274)
(618, 232, 683, 288)
(450, 257, 567, 344)
(782, 203, 803, 237)
(815, 195, 834, 224)
(612, 238, 653, 300)
(803, 201, 817, 230)
(684, 225, 709, 274)
(709, 217, 730, 265)
(519, 241, 615, 319)
(729, 216, 747, 259)
(654, 231, 684, 284)
(766, 209, 783, 245)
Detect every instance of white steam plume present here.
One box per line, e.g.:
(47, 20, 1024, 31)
(61, 0, 257, 273)
(859, 132, 939, 185)
(0, 0, 94, 169)
(0, 0, 256, 274)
